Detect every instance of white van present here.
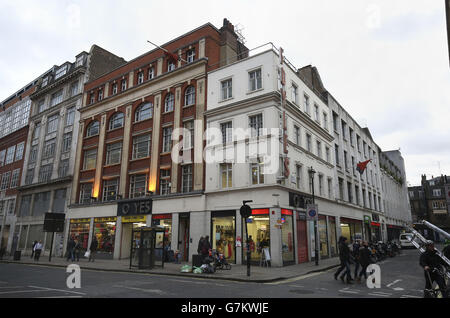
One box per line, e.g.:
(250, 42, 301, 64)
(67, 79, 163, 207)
(399, 233, 414, 249)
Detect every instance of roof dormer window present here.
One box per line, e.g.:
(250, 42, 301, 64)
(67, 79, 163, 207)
(55, 65, 68, 80)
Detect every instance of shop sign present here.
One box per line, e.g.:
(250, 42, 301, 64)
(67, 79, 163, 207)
(371, 222, 381, 227)
(70, 218, 90, 224)
(289, 192, 312, 209)
(364, 216, 371, 224)
(122, 215, 147, 223)
(94, 217, 117, 223)
(117, 199, 152, 216)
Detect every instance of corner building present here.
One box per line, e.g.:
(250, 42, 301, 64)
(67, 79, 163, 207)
(69, 20, 248, 260)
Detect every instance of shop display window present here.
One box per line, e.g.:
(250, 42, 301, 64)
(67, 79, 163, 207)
(212, 213, 235, 263)
(152, 215, 172, 249)
(69, 222, 90, 251)
(318, 215, 329, 258)
(243, 210, 270, 262)
(340, 219, 363, 243)
(281, 211, 295, 263)
(94, 222, 115, 254)
(329, 217, 337, 256)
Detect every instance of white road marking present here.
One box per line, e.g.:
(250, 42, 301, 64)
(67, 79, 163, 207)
(370, 291, 392, 295)
(28, 285, 86, 295)
(401, 295, 421, 298)
(368, 293, 390, 297)
(339, 288, 360, 294)
(267, 272, 324, 285)
(35, 296, 84, 298)
(288, 285, 305, 288)
(112, 284, 167, 295)
(386, 279, 402, 288)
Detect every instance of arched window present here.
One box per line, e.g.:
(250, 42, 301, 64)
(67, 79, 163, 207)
(164, 93, 174, 113)
(86, 121, 99, 137)
(184, 86, 195, 106)
(135, 102, 153, 122)
(109, 112, 124, 130)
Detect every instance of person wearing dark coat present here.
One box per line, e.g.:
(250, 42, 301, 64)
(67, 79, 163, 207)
(30, 240, 38, 259)
(356, 241, 372, 283)
(74, 238, 81, 262)
(66, 237, 75, 261)
(420, 241, 448, 298)
(197, 237, 205, 255)
(352, 240, 361, 279)
(334, 236, 352, 284)
(88, 237, 98, 262)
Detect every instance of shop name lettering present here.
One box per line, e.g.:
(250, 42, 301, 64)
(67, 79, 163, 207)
(120, 201, 151, 215)
(181, 302, 269, 315)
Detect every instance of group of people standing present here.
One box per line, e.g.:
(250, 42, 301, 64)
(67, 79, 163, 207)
(334, 236, 372, 284)
(66, 236, 98, 262)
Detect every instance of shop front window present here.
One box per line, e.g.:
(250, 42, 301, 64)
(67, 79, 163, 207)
(281, 210, 295, 264)
(94, 219, 116, 256)
(340, 218, 363, 243)
(318, 215, 329, 258)
(152, 215, 172, 249)
(69, 221, 90, 252)
(211, 211, 236, 263)
(243, 209, 270, 263)
(329, 216, 337, 256)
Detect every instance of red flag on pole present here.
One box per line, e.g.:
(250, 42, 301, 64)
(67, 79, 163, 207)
(164, 50, 180, 61)
(356, 159, 372, 174)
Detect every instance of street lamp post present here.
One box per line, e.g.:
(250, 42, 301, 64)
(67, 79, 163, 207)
(309, 167, 319, 266)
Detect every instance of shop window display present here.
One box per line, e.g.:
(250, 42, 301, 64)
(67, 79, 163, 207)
(152, 215, 172, 249)
(281, 211, 295, 263)
(69, 222, 90, 252)
(243, 212, 270, 263)
(212, 215, 235, 263)
(329, 217, 337, 256)
(318, 215, 329, 258)
(340, 219, 362, 243)
(94, 222, 115, 255)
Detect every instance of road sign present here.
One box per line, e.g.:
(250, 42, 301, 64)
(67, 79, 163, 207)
(306, 204, 318, 221)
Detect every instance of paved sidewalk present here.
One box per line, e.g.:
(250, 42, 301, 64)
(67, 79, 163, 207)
(0, 253, 340, 283)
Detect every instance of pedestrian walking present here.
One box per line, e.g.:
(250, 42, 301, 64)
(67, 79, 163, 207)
(88, 237, 98, 262)
(334, 236, 353, 284)
(356, 241, 372, 283)
(74, 238, 81, 262)
(34, 241, 43, 261)
(30, 240, 37, 259)
(66, 237, 75, 261)
(352, 240, 361, 279)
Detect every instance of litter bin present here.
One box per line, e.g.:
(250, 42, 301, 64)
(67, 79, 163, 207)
(14, 250, 21, 261)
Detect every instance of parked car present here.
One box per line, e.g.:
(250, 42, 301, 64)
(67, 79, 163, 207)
(399, 233, 414, 249)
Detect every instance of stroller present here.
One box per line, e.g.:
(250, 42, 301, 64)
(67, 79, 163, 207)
(213, 250, 231, 270)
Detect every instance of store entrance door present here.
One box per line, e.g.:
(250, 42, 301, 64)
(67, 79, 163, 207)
(178, 213, 190, 262)
(296, 220, 308, 263)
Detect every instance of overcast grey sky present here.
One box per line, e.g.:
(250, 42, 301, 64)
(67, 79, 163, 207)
(0, 0, 449, 186)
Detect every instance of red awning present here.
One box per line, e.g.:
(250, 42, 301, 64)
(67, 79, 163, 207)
(252, 209, 270, 215)
(371, 222, 381, 227)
